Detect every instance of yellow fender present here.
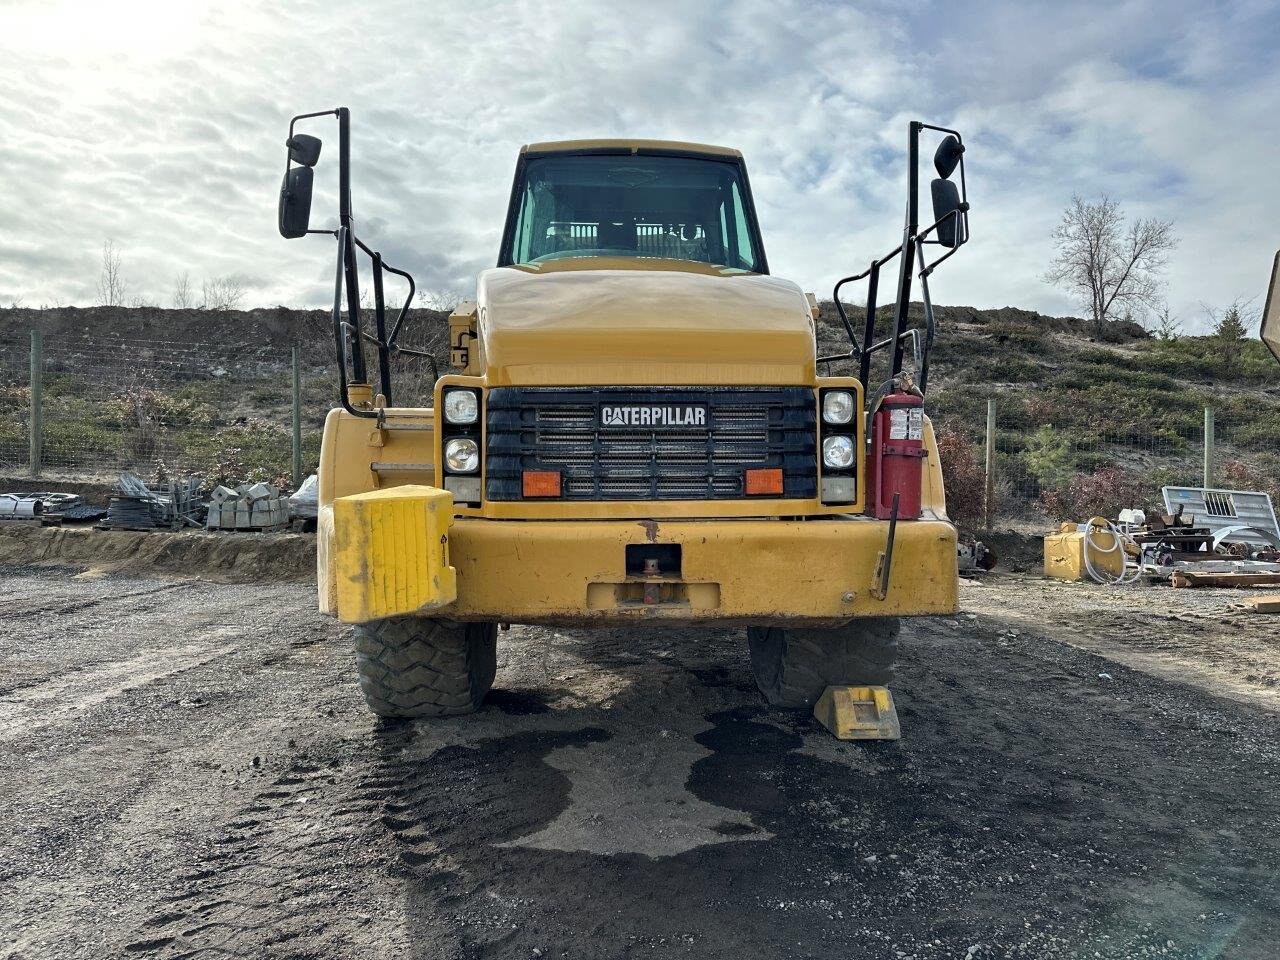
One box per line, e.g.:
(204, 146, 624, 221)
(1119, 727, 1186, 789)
(331, 485, 457, 624)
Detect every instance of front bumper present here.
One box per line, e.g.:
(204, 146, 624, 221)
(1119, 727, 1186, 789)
(321, 500, 958, 625)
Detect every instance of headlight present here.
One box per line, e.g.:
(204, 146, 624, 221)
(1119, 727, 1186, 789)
(444, 437, 479, 473)
(822, 390, 854, 425)
(822, 435, 855, 470)
(443, 389, 479, 425)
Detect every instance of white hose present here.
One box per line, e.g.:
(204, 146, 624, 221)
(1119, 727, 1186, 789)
(1082, 518, 1142, 586)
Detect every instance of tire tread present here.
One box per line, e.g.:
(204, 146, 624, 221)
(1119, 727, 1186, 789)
(352, 617, 497, 718)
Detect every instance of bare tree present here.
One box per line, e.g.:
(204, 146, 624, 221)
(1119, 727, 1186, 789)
(1045, 196, 1177, 338)
(173, 271, 193, 308)
(417, 288, 463, 313)
(201, 275, 246, 311)
(97, 239, 129, 307)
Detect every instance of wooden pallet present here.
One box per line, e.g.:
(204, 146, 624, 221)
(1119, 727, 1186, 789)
(1171, 571, 1280, 589)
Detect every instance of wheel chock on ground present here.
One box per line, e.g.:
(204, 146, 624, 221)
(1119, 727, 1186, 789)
(813, 685, 901, 740)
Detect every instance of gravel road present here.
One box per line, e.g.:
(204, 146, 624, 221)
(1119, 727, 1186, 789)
(2, 563, 1278, 960)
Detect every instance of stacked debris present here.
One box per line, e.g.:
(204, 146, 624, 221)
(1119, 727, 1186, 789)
(1163, 486, 1280, 556)
(1128, 506, 1215, 566)
(0, 492, 107, 525)
(0, 494, 43, 522)
(104, 494, 163, 531)
(206, 482, 288, 532)
(102, 474, 203, 531)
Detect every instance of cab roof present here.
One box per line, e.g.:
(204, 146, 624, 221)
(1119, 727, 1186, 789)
(521, 138, 742, 159)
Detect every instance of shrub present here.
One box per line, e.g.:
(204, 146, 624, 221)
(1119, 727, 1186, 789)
(935, 427, 988, 527)
(1021, 425, 1074, 488)
(1037, 465, 1151, 521)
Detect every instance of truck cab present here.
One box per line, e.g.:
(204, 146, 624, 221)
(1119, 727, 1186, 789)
(279, 115, 970, 718)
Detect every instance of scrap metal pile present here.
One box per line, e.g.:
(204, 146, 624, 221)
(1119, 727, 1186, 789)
(0, 492, 107, 525)
(1, 472, 320, 536)
(103, 474, 204, 531)
(1045, 485, 1280, 592)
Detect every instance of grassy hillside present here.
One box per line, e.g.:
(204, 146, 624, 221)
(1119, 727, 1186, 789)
(2, 303, 1277, 523)
(813, 302, 1280, 520)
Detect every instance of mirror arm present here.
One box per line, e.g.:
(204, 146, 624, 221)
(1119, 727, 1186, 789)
(351, 236, 417, 348)
(284, 108, 341, 207)
(917, 206, 970, 277)
(919, 122, 963, 140)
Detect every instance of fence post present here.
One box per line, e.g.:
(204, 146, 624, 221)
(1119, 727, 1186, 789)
(291, 345, 303, 487)
(984, 398, 995, 531)
(29, 328, 43, 479)
(1202, 405, 1215, 489)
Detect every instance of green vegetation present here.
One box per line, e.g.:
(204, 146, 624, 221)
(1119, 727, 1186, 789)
(1, 302, 1275, 512)
(922, 305, 1279, 518)
(1137, 336, 1277, 385)
(1021, 425, 1074, 489)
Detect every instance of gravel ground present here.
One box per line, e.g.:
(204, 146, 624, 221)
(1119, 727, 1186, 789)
(1, 563, 1278, 960)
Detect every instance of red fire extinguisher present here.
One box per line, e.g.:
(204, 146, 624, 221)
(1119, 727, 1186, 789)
(870, 391, 926, 519)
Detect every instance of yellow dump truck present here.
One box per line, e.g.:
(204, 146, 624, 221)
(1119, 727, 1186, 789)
(278, 109, 972, 717)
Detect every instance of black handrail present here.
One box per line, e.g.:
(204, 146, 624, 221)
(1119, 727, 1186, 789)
(830, 121, 970, 395)
(331, 227, 378, 420)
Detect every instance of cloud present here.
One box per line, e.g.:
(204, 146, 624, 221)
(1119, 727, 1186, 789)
(0, 0, 1277, 334)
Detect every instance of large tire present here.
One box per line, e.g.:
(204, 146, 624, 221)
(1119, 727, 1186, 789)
(353, 617, 497, 718)
(747, 618, 899, 710)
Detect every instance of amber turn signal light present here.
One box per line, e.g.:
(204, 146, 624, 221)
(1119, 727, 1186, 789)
(522, 470, 562, 498)
(744, 467, 783, 495)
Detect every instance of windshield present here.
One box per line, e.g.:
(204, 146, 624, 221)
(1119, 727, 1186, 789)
(504, 153, 762, 272)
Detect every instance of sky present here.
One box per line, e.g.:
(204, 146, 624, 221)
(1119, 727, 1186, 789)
(2, 0, 1278, 333)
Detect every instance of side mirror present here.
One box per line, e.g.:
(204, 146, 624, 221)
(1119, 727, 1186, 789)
(288, 134, 322, 167)
(934, 135, 964, 180)
(931, 178, 967, 248)
(278, 166, 314, 239)
(1263, 250, 1280, 364)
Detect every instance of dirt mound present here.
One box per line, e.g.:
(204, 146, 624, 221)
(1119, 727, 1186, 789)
(0, 525, 315, 583)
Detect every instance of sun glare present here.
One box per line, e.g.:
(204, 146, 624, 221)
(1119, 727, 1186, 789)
(5, 0, 204, 60)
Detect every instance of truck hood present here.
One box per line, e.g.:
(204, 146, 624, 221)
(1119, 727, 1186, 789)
(476, 262, 817, 386)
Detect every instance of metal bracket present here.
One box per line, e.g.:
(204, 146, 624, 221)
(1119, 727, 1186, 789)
(871, 492, 901, 601)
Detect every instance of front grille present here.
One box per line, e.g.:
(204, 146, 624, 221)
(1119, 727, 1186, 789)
(486, 387, 817, 501)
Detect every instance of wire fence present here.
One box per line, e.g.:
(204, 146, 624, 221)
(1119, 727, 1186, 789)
(2, 330, 1277, 521)
(0, 333, 327, 488)
(934, 401, 1280, 526)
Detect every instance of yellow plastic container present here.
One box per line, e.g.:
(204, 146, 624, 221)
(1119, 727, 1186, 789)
(1043, 522, 1125, 582)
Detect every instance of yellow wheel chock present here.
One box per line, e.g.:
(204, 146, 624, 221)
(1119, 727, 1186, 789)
(813, 685, 901, 740)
